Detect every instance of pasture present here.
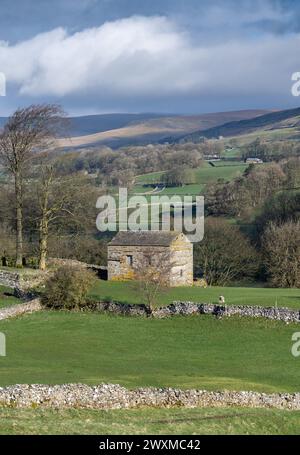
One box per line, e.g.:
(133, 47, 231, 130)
(0, 312, 298, 392)
(0, 406, 299, 435)
(0, 281, 299, 435)
(89, 280, 300, 309)
(133, 161, 248, 197)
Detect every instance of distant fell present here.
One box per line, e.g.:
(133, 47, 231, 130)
(176, 107, 300, 142)
(57, 109, 270, 148)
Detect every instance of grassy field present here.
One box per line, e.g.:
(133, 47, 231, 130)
(0, 312, 298, 392)
(0, 406, 300, 435)
(157, 183, 206, 196)
(133, 162, 248, 197)
(89, 280, 300, 309)
(0, 285, 20, 308)
(193, 162, 247, 184)
(224, 127, 299, 147)
(136, 171, 165, 184)
(221, 147, 242, 158)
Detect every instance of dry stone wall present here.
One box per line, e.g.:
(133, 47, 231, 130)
(0, 260, 107, 298)
(0, 269, 49, 299)
(156, 301, 300, 323)
(0, 383, 299, 410)
(0, 270, 20, 289)
(91, 300, 300, 323)
(0, 299, 42, 321)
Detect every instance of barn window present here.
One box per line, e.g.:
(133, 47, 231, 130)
(180, 269, 183, 277)
(126, 255, 133, 266)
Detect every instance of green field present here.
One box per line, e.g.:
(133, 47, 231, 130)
(224, 127, 299, 147)
(135, 171, 165, 184)
(89, 280, 300, 309)
(156, 183, 206, 196)
(0, 312, 298, 392)
(133, 162, 248, 197)
(193, 162, 247, 184)
(0, 284, 299, 435)
(221, 147, 242, 158)
(1, 406, 299, 435)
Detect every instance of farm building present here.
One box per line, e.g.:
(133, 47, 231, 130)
(245, 157, 264, 164)
(107, 230, 193, 286)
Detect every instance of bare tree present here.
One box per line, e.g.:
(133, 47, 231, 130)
(0, 104, 66, 266)
(262, 221, 300, 287)
(36, 162, 56, 270)
(33, 160, 97, 270)
(194, 218, 259, 285)
(162, 166, 195, 187)
(132, 251, 172, 313)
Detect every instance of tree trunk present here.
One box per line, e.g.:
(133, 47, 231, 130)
(15, 171, 23, 267)
(39, 218, 48, 271)
(38, 168, 53, 271)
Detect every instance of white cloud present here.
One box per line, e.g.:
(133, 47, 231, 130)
(0, 14, 299, 101)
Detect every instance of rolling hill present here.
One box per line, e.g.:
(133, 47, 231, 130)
(56, 109, 270, 148)
(176, 107, 300, 143)
(1, 109, 273, 149)
(66, 113, 170, 136)
(1, 113, 168, 137)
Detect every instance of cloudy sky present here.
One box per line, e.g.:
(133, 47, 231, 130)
(0, 0, 299, 115)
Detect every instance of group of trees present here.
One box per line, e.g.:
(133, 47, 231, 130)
(194, 218, 259, 286)
(0, 105, 66, 267)
(242, 138, 300, 162)
(52, 142, 204, 187)
(205, 159, 300, 218)
(198, 156, 300, 287)
(194, 214, 300, 288)
(162, 167, 196, 187)
(262, 221, 300, 288)
(0, 105, 106, 269)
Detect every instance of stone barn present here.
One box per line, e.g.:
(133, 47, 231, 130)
(107, 231, 193, 286)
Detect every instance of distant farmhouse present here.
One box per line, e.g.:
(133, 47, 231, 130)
(245, 157, 264, 164)
(107, 231, 193, 286)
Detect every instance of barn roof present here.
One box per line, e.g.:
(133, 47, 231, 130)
(108, 230, 182, 247)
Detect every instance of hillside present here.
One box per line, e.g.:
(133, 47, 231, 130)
(176, 107, 300, 143)
(66, 113, 169, 136)
(55, 109, 270, 148)
(1, 109, 279, 148)
(0, 113, 168, 137)
(0, 110, 271, 148)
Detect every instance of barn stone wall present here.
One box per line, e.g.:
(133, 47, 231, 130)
(170, 236, 193, 286)
(107, 235, 193, 286)
(108, 245, 167, 281)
